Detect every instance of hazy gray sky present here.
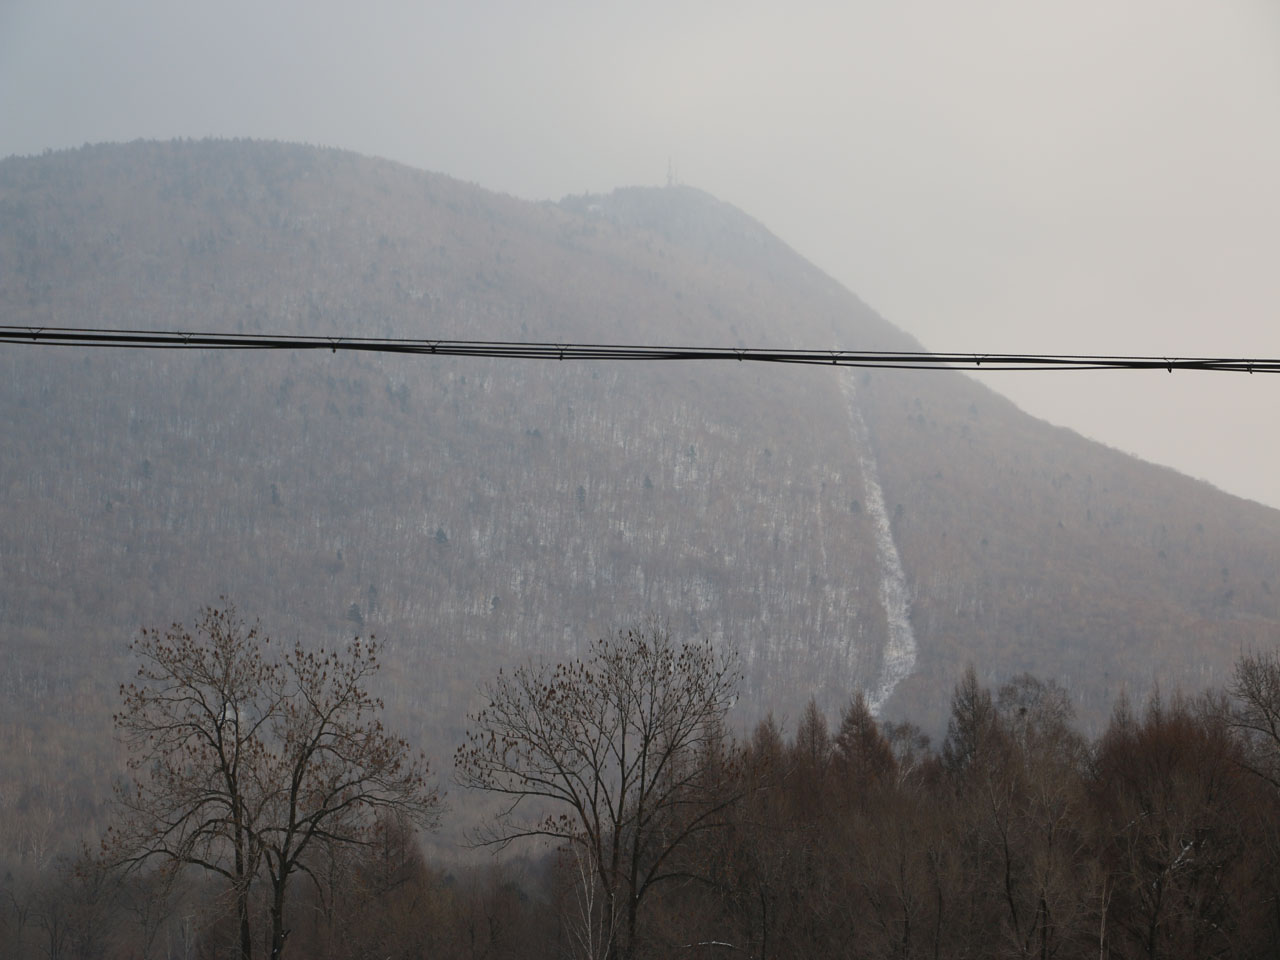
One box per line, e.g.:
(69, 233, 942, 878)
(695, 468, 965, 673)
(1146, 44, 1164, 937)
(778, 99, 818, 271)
(3, 0, 1278, 507)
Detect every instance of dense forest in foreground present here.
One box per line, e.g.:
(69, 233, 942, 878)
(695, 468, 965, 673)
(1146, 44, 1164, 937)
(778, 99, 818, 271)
(4, 613, 1280, 960)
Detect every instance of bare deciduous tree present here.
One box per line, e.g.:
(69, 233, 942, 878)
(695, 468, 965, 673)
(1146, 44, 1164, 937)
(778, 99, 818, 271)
(455, 622, 739, 960)
(1229, 649, 1280, 788)
(106, 603, 441, 960)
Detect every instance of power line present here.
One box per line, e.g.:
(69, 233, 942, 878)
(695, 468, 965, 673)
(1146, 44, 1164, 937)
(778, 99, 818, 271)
(1, 325, 1277, 373)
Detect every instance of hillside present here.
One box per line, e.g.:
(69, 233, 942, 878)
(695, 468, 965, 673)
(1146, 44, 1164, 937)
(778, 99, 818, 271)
(1, 140, 1278, 855)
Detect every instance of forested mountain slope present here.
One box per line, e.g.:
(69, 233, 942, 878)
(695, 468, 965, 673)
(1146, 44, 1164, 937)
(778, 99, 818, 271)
(1, 140, 1277, 856)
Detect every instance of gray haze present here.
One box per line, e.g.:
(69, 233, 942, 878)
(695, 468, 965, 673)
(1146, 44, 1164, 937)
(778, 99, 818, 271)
(3, 0, 1278, 508)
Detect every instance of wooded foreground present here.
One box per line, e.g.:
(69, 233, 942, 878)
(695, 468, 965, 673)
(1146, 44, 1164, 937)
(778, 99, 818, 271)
(5, 618, 1280, 960)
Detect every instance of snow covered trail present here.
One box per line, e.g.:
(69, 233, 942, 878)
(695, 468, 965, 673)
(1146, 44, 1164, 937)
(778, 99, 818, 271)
(838, 374, 916, 714)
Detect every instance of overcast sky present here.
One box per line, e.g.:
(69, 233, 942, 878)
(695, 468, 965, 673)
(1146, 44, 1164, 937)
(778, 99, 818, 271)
(3, 0, 1278, 508)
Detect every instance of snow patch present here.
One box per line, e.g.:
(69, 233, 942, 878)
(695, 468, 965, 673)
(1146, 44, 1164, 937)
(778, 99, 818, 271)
(838, 374, 916, 714)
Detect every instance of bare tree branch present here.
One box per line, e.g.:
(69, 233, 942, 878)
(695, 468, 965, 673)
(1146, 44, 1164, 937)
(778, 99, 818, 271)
(456, 621, 740, 960)
(104, 602, 442, 960)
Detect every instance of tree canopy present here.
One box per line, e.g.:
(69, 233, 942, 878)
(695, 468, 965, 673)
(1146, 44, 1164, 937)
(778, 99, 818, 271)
(106, 603, 441, 960)
(456, 622, 739, 960)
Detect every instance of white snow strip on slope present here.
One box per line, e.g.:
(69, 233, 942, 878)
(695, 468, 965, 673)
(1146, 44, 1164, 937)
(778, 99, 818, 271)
(838, 374, 916, 714)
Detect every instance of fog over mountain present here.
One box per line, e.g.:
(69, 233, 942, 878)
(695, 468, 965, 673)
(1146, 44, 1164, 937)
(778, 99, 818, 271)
(2, 141, 1276, 781)
(5, 7, 1280, 952)
(3, 0, 1279, 510)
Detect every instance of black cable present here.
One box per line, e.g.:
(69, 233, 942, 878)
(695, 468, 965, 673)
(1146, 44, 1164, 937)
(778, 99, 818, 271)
(1, 325, 1276, 373)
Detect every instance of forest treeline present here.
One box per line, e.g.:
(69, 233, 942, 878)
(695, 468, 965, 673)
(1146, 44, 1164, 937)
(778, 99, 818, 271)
(5, 624, 1280, 960)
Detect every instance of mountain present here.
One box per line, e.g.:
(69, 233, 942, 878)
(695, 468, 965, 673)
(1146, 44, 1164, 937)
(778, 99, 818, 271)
(2, 140, 1278, 849)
